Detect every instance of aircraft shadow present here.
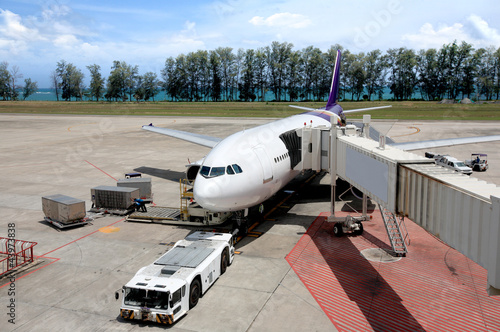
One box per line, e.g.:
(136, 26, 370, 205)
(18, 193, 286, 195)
(134, 166, 185, 182)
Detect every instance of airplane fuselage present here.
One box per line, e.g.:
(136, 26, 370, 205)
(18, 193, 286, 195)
(193, 111, 340, 211)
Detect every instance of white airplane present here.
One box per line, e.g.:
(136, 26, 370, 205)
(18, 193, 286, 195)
(143, 50, 500, 215)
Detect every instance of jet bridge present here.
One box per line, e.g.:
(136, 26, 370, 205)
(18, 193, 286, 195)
(295, 117, 500, 294)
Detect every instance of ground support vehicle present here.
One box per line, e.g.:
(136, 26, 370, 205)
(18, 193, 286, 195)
(435, 156, 473, 175)
(465, 153, 488, 172)
(118, 231, 234, 325)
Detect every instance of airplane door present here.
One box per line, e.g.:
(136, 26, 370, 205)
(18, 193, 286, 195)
(253, 147, 273, 183)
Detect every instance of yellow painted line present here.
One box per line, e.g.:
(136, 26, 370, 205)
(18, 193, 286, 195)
(99, 226, 120, 233)
(391, 126, 421, 138)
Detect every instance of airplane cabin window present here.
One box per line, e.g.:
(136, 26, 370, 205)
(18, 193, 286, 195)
(210, 167, 226, 177)
(200, 166, 210, 177)
(227, 165, 235, 175)
(232, 164, 243, 173)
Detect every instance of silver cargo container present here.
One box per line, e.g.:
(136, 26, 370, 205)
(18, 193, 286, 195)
(117, 177, 152, 199)
(42, 194, 86, 223)
(91, 186, 140, 210)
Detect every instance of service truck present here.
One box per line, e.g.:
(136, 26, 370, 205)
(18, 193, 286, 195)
(118, 231, 234, 325)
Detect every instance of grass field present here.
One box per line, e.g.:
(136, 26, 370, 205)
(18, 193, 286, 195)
(1, 100, 500, 120)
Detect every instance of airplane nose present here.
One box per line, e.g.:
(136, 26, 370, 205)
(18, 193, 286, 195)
(193, 175, 227, 211)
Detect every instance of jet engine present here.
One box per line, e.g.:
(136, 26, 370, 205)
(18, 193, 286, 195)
(186, 158, 204, 184)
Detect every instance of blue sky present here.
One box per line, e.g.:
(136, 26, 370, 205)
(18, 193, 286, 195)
(1, 0, 500, 87)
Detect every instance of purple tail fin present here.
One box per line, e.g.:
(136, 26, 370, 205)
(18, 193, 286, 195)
(325, 50, 341, 110)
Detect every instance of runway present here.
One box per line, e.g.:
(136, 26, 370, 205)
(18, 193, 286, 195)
(1, 114, 500, 331)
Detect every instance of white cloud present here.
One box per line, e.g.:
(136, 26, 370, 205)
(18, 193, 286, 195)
(402, 15, 500, 49)
(466, 14, 500, 44)
(0, 9, 43, 42)
(249, 12, 311, 29)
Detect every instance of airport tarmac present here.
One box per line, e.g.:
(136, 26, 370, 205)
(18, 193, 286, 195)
(1, 114, 500, 332)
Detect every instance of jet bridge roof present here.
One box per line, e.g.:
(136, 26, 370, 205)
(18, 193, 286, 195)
(401, 163, 500, 202)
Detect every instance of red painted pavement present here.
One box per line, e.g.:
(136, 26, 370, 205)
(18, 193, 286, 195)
(286, 211, 500, 332)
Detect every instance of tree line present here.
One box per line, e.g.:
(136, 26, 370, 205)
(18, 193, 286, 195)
(2, 40, 500, 102)
(0, 62, 38, 100)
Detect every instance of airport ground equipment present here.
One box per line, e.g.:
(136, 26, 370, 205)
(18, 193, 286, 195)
(42, 194, 90, 228)
(126, 180, 232, 226)
(117, 177, 153, 201)
(0, 238, 37, 277)
(465, 153, 488, 171)
(125, 172, 142, 178)
(118, 231, 234, 325)
(90, 186, 139, 214)
(434, 155, 473, 175)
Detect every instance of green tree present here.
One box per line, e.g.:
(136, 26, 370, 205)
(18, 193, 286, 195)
(215, 47, 235, 101)
(208, 51, 222, 102)
(161, 57, 179, 101)
(253, 48, 268, 101)
(475, 47, 496, 100)
(364, 50, 387, 101)
(56, 60, 84, 101)
(0, 62, 11, 100)
(494, 47, 500, 100)
(301, 46, 324, 101)
(239, 49, 256, 101)
(22, 78, 38, 100)
(387, 47, 417, 100)
(267, 41, 293, 101)
(9, 65, 22, 100)
(107, 61, 137, 101)
(141, 72, 159, 101)
(87, 64, 105, 101)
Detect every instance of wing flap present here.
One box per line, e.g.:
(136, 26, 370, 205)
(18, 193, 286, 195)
(142, 125, 222, 148)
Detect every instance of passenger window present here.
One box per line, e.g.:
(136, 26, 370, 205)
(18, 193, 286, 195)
(227, 165, 235, 175)
(200, 166, 210, 177)
(170, 288, 181, 308)
(210, 167, 225, 177)
(232, 164, 243, 173)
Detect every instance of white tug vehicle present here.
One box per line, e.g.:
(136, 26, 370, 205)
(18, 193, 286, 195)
(118, 231, 234, 325)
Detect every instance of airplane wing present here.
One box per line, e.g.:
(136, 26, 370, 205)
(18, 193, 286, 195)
(342, 105, 392, 114)
(142, 125, 222, 148)
(390, 135, 500, 151)
(288, 105, 316, 111)
(288, 105, 392, 113)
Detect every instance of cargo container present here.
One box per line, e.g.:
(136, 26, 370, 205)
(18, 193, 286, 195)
(91, 186, 139, 210)
(117, 177, 152, 199)
(42, 194, 86, 223)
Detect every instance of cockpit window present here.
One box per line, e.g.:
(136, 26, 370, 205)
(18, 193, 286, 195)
(209, 167, 225, 177)
(232, 164, 243, 174)
(200, 166, 210, 177)
(200, 164, 241, 178)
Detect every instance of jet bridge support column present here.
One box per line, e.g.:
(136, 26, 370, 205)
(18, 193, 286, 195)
(327, 118, 365, 237)
(328, 116, 338, 221)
